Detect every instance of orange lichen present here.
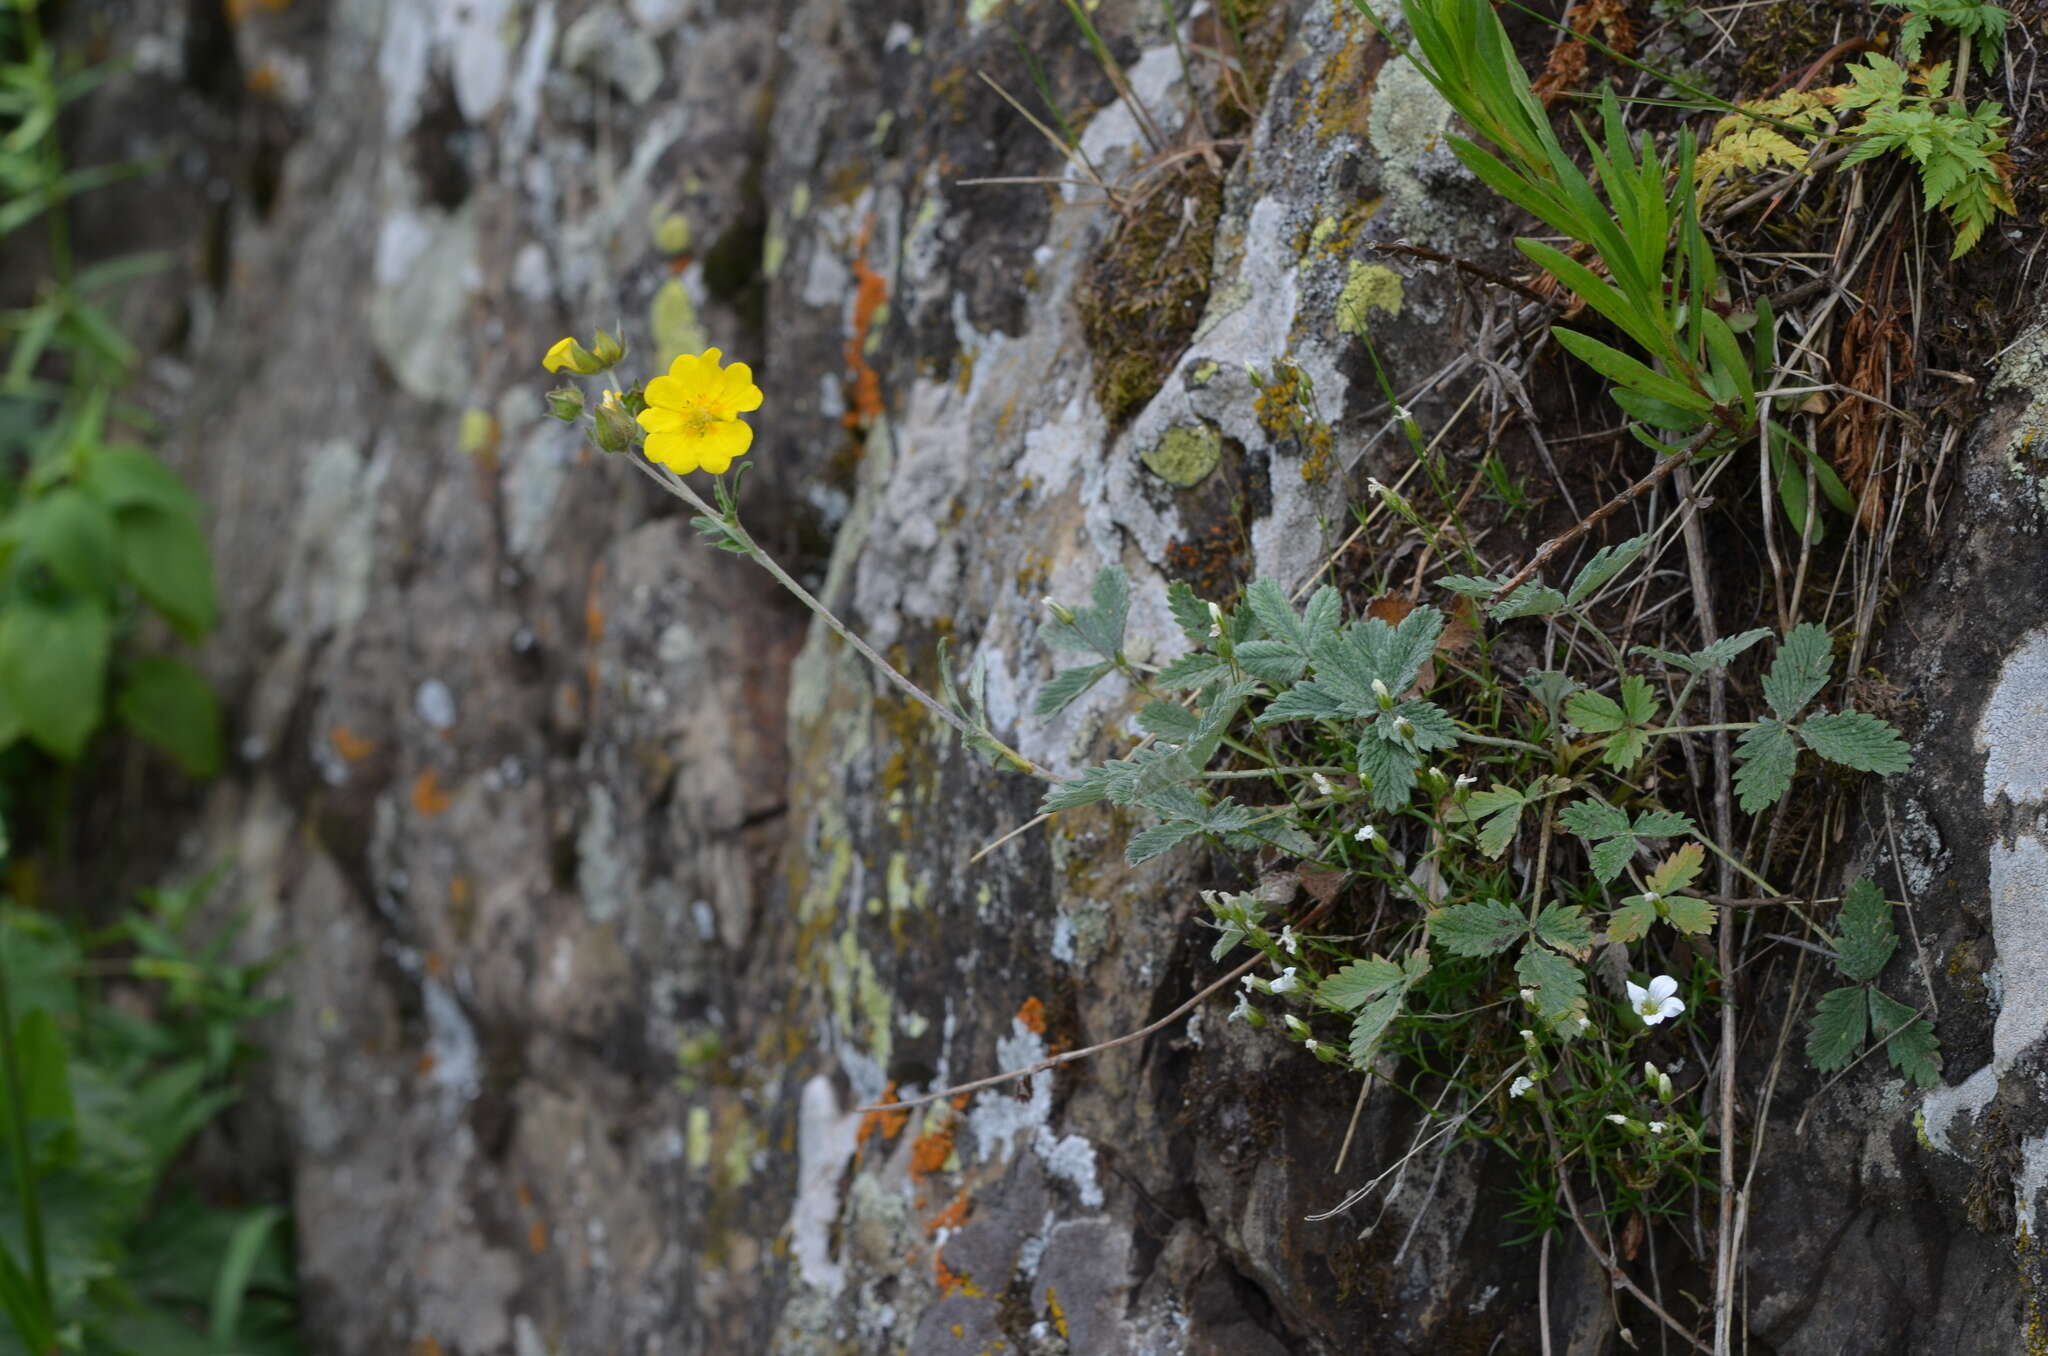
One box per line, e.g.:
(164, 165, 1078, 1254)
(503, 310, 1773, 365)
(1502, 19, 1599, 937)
(857, 1081, 912, 1151)
(934, 1253, 983, 1296)
(410, 769, 451, 816)
(844, 217, 888, 429)
(926, 1189, 972, 1236)
(330, 724, 376, 763)
(528, 1220, 548, 1254)
(910, 1119, 957, 1178)
(1015, 996, 1048, 1034)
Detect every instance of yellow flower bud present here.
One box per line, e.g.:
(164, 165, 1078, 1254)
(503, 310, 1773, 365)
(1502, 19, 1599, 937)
(543, 336, 606, 375)
(545, 386, 586, 421)
(591, 389, 638, 453)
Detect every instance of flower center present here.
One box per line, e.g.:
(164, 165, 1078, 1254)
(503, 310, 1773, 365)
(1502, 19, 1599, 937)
(681, 400, 716, 437)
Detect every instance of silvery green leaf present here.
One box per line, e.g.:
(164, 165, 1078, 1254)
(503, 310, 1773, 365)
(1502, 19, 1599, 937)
(1356, 731, 1420, 811)
(1256, 682, 1353, 724)
(1565, 534, 1650, 605)
(1244, 578, 1309, 653)
(1302, 585, 1344, 651)
(1156, 651, 1226, 689)
(1126, 819, 1205, 866)
(1234, 639, 1306, 684)
(1631, 808, 1695, 837)
(1136, 699, 1200, 741)
(1044, 565, 1132, 658)
(1039, 763, 1120, 812)
(1034, 662, 1115, 718)
(1439, 574, 1505, 597)
(1167, 580, 1213, 647)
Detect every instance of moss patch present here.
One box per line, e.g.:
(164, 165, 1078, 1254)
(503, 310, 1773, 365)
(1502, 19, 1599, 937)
(1142, 421, 1224, 486)
(1076, 167, 1227, 426)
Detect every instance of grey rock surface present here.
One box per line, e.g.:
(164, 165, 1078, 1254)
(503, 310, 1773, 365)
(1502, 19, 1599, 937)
(47, 0, 2048, 1351)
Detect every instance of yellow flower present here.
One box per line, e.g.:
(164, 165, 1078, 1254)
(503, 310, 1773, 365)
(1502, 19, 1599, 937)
(637, 347, 763, 475)
(543, 336, 602, 374)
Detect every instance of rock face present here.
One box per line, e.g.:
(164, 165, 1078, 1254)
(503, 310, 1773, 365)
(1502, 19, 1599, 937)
(58, 0, 2048, 1351)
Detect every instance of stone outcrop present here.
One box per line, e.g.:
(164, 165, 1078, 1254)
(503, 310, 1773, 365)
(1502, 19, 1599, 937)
(50, 0, 2048, 1351)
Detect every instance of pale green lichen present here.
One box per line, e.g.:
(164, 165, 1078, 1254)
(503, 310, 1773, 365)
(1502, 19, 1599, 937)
(1189, 359, 1219, 387)
(1991, 321, 2048, 513)
(1142, 421, 1224, 487)
(651, 276, 708, 367)
(1337, 261, 1404, 338)
(686, 1104, 713, 1170)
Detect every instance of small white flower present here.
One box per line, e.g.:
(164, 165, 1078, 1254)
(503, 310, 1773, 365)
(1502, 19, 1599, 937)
(1455, 773, 1477, 791)
(1354, 824, 1379, 844)
(1576, 1015, 1594, 1033)
(1371, 677, 1392, 702)
(1311, 773, 1335, 797)
(1647, 1121, 1668, 1135)
(1207, 600, 1224, 639)
(1270, 967, 1300, 994)
(1230, 993, 1252, 1022)
(1608, 1113, 1630, 1126)
(1393, 404, 1414, 424)
(1519, 987, 1537, 1005)
(1280, 925, 1301, 955)
(1518, 1029, 1535, 1041)
(1509, 1075, 1535, 1099)
(1304, 1038, 1320, 1053)
(1284, 1014, 1311, 1037)
(1640, 890, 1662, 906)
(1627, 974, 1686, 1025)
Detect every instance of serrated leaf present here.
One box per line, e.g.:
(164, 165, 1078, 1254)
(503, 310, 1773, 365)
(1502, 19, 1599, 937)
(1734, 719, 1800, 813)
(1439, 574, 1505, 597)
(1126, 818, 1205, 865)
(117, 655, 223, 778)
(1832, 877, 1898, 983)
(1559, 798, 1631, 840)
(1806, 984, 1869, 1073)
(1166, 580, 1213, 648)
(1566, 689, 1625, 734)
(1662, 894, 1718, 935)
(1391, 700, 1461, 751)
(1603, 726, 1651, 771)
(1591, 835, 1638, 883)
(1492, 583, 1568, 621)
(1618, 675, 1659, 726)
(1763, 623, 1833, 719)
(1039, 763, 1120, 812)
(1347, 989, 1406, 1069)
(1798, 711, 1913, 774)
(1566, 534, 1651, 605)
(1035, 661, 1115, 718)
(1321, 955, 1406, 1011)
(1647, 842, 1705, 894)
(1432, 899, 1528, 957)
(1244, 578, 1309, 654)
(1156, 651, 1226, 689)
(1535, 903, 1595, 958)
(1634, 626, 1773, 675)
(1136, 699, 1200, 740)
(1257, 683, 1351, 724)
(1522, 670, 1581, 717)
(1356, 732, 1419, 811)
(1234, 639, 1306, 684)
(1477, 803, 1524, 858)
(1867, 988, 1941, 1087)
(1632, 808, 1695, 838)
(1044, 565, 1132, 658)
(1607, 897, 1658, 943)
(1516, 944, 1587, 1023)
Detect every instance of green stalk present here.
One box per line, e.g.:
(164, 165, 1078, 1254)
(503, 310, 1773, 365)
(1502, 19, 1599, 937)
(0, 953, 51, 1316)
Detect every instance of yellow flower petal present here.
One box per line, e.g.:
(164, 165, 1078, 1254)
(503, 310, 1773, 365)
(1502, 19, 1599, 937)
(720, 362, 764, 413)
(695, 420, 754, 474)
(637, 406, 686, 434)
(644, 431, 703, 474)
(542, 337, 577, 373)
(644, 374, 689, 409)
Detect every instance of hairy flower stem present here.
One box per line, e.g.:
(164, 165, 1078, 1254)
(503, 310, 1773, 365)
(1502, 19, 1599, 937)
(633, 457, 1048, 780)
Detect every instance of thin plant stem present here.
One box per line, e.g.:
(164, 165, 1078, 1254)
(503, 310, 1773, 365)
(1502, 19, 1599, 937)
(629, 456, 1049, 780)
